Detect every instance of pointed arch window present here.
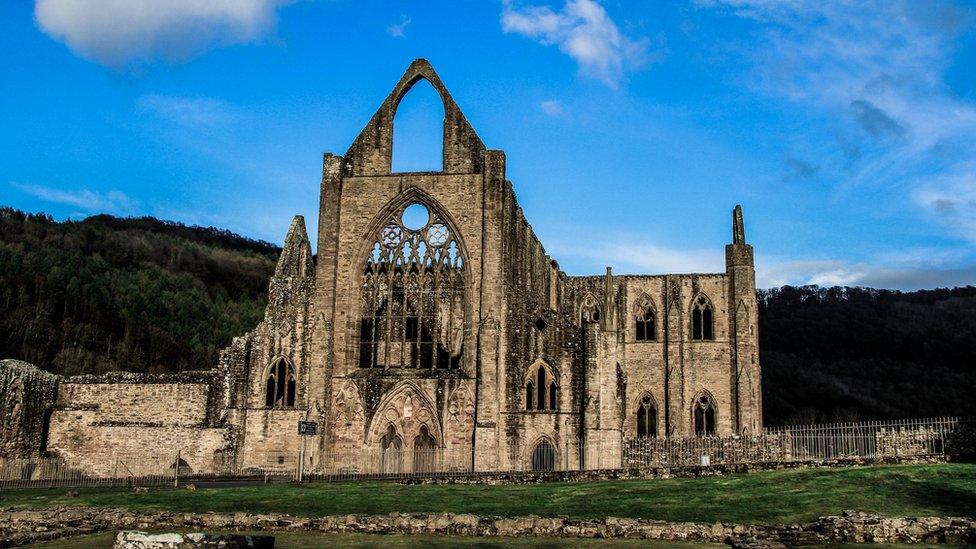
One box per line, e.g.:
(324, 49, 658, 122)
(580, 294, 600, 325)
(694, 393, 717, 436)
(359, 200, 465, 369)
(525, 363, 558, 411)
(412, 424, 437, 473)
(692, 295, 714, 341)
(380, 424, 403, 473)
(264, 358, 296, 408)
(636, 395, 657, 438)
(635, 299, 656, 341)
(392, 78, 445, 173)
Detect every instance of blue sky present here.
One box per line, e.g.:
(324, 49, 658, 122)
(2, 0, 976, 289)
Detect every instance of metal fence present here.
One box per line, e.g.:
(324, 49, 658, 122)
(0, 417, 967, 489)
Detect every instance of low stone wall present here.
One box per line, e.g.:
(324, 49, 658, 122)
(1, 507, 973, 547)
(393, 454, 949, 485)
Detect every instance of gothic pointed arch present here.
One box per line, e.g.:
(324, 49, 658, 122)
(692, 390, 718, 437)
(366, 381, 443, 448)
(344, 59, 486, 176)
(263, 357, 297, 408)
(691, 293, 715, 341)
(528, 435, 558, 472)
(523, 359, 559, 412)
(358, 190, 467, 371)
(634, 392, 659, 439)
(633, 293, 657, 341)
(579, 293, 601, 325)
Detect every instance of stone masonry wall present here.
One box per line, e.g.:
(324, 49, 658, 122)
(2, 507, 973, 547)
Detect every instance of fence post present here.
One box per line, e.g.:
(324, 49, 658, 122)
(174, 450, 181, 488)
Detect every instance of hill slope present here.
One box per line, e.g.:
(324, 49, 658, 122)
(1, 208, 973, 424)
(758, 285, 976, 424)
(0, 208, 277, 375)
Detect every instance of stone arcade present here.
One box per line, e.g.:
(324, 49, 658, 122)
(0, 60, 761, 475)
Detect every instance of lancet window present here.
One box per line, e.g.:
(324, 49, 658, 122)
(692, 295, 714, 341)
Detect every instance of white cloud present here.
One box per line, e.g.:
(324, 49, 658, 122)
(34, 0, 294, 67)
(387, 15, 411, 38)
(756, 257, 976, 291)
(138, 94, 235, 127)
(547, 231, 725, 275)
(15, 183, 138, 215)
(540, 99, 564, 116)
(501, 0, 653, 88)
(701, 0, 976, 244)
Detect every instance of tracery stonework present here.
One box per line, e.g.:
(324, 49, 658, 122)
(0, 59, 761, 474)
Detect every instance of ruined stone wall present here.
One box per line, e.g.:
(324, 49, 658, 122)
(497, 180, 581, 470)
(56, 383, 211, 425)
(46, 374, 235, 475)
(0, 360, 58, 459)
(46, 413, 234, 476)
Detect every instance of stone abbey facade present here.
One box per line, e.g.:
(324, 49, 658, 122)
(0, 60, 761, 475)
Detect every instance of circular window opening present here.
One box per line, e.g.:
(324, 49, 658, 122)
(401, 203, 429, 231)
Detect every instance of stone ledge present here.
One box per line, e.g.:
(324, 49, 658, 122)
(0, 507, 973, 547)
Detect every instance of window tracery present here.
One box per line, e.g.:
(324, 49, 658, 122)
(636, 394, 657, 438)
(694, 393, 717, 436)
(359, 201, 465, 369)
(264, 358, 296, 408)
(692, 295, 714, 341)
(580, 294, 600, 324)
(525, 363, 557, 411)
(635, 297, 656, 341)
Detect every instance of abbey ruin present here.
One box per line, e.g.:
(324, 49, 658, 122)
(0, 60, 761, 475)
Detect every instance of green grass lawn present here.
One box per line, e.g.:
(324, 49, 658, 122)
(3, 463, 975, 525)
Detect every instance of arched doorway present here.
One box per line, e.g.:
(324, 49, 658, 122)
(530, 439, 556, 472)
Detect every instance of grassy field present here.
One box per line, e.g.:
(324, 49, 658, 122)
(3, 464, 975, 525)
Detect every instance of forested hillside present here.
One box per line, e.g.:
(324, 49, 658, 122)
(759, 285, 976, 425)
(1, 207, 973, 424)
(0, 208, 277, 375)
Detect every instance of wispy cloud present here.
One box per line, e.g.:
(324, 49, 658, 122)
(138, 94, 235, 127)
(547, 230, 724, 274)
(387, 15, 411, 38)
(757, 257, 976, 291)
(34, 0, 295, 67)
(782, 156, 819, 182)
(501, 0, 654, 88)
(540, 99, 565, 116)
(701, 0, 976, 245)
(15, 183, 138, 215)
(548, 222, 975, 291)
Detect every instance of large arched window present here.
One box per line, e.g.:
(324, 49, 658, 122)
(525, 362, 557, 411)
(635, 298, 656, 341)
(692, 295, 714, 341)
(359, 200, 465, 369)
(264, 359, 296, 408)
(693, 393, 717, 436)
(636, 395, 657, 438)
